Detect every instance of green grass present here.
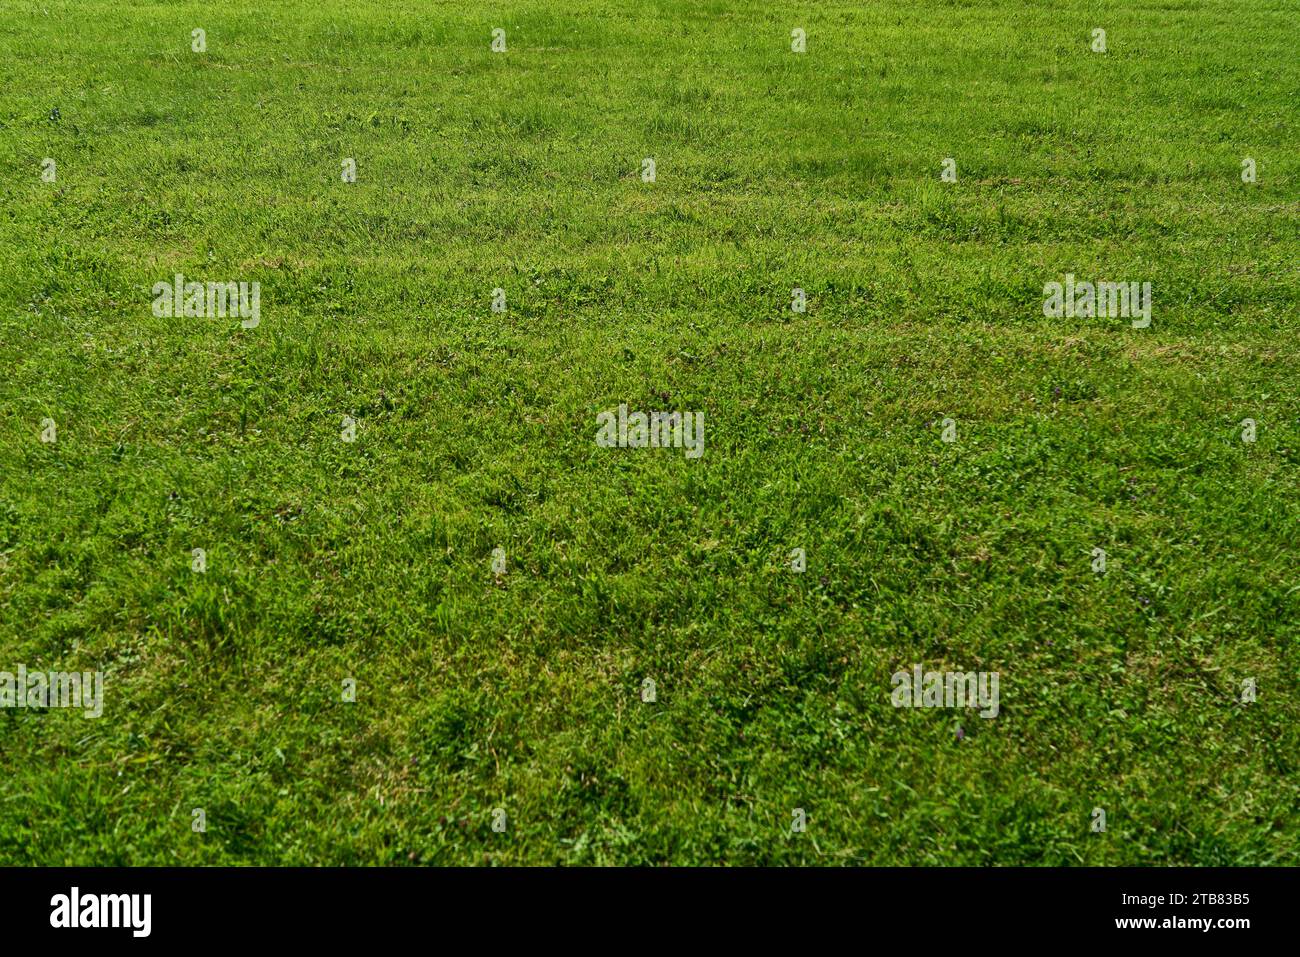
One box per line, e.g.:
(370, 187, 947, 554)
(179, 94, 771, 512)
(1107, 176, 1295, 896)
(0, 0, 1297, 865)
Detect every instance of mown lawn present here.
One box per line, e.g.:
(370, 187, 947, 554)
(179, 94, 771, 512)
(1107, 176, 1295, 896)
(0, 0, 1297, 864)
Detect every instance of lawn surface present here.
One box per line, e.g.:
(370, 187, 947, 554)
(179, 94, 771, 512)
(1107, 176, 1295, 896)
(0, 0, 1297, 864)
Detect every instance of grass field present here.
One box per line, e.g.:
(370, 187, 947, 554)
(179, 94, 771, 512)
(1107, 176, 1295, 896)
(1, 0, 1297, 865)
